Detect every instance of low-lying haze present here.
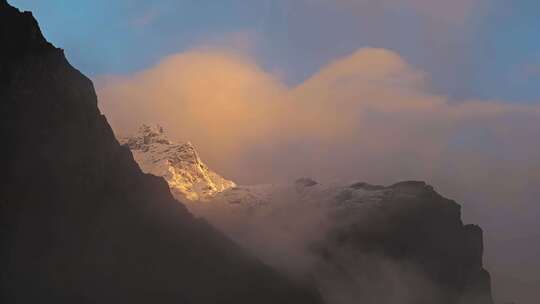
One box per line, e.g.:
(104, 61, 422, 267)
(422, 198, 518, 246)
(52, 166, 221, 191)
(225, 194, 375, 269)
(98, 47, 539, 304)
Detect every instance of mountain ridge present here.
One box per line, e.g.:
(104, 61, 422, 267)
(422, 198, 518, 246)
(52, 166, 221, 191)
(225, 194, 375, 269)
(0, 2, 322, 303)
(124, 132, 494, 304)
(120, 124, 236, 201)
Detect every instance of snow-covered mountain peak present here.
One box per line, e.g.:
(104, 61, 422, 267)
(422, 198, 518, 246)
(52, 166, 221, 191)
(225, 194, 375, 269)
(121, 125, 236, 201)
(123, 124, 171, 149)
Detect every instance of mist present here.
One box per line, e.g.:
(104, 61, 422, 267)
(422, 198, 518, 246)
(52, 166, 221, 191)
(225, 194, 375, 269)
(97, 47, 539, 303)
(182, 182, 491, 304)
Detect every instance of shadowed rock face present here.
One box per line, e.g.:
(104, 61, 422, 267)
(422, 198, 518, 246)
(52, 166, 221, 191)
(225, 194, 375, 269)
(0, 2, 322, 304)
(127, 172, 493, 302)
(314, 181, 494, 304)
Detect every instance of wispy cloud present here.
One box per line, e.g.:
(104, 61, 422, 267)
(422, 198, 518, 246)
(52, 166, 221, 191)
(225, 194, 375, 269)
(129, 8, 159, 28)
(518, 63, 540, 80)
(328, 0, 481, 24)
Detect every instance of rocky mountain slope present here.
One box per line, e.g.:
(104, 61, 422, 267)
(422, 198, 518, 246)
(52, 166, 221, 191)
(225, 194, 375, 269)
(0, 2, 322, 303)
(124, 132, 494, 304)
(205, 180, 495, 304)
(120, 125, 235, 201)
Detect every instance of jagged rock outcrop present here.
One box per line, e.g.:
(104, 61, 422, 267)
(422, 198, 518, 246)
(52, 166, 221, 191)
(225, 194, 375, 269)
(169, 178, 494, 304)
(314, 181, 494, 304)
(120, 124, 236, 201)
(120, 126, 495, 304)
(0, 2, 322, 304)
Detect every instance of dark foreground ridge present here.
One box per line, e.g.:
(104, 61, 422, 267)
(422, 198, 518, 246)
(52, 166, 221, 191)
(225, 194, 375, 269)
(0, 2, 322, 303)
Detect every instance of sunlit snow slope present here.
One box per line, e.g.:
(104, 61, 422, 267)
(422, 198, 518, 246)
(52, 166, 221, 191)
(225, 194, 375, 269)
(120, 125, 236, 201)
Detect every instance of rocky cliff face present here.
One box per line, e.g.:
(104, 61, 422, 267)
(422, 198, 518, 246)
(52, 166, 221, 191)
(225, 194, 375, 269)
(311, 181, 494, 304)
(120, 125, 235, 201)
(121, 128, 495, 304)
(161, 178, 494, 304)
(0, 2, 322, 303)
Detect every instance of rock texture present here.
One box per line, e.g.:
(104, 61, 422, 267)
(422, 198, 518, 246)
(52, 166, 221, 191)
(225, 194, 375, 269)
(170, 179, 494, 304)
(119, 127, 495, 304)
(0, 2, 322, 304)
(314, 181, 494, 304)
(120, 125, 235, 201)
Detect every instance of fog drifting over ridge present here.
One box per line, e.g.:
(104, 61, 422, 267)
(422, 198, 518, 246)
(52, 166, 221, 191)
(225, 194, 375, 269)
(97, 47, 540, 303)
(97, 47, 539, 191)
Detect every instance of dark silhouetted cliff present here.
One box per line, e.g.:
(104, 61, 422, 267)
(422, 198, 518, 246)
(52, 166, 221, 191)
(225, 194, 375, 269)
(0, 2, 322, 303)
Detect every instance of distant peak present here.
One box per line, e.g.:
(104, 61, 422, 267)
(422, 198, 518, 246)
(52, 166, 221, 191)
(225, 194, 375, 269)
(122, 124, 171, 149)
(120, 124, 236, 201)
(138, 123, 165, 136)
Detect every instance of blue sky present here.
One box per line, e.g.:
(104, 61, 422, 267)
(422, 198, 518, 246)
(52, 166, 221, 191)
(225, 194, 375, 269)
(9, 0, 540, 104)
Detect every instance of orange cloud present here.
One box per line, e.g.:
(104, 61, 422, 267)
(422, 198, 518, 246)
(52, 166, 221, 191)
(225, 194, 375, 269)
(130, 8, 159, 28)
(97, 47, 540, 208)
